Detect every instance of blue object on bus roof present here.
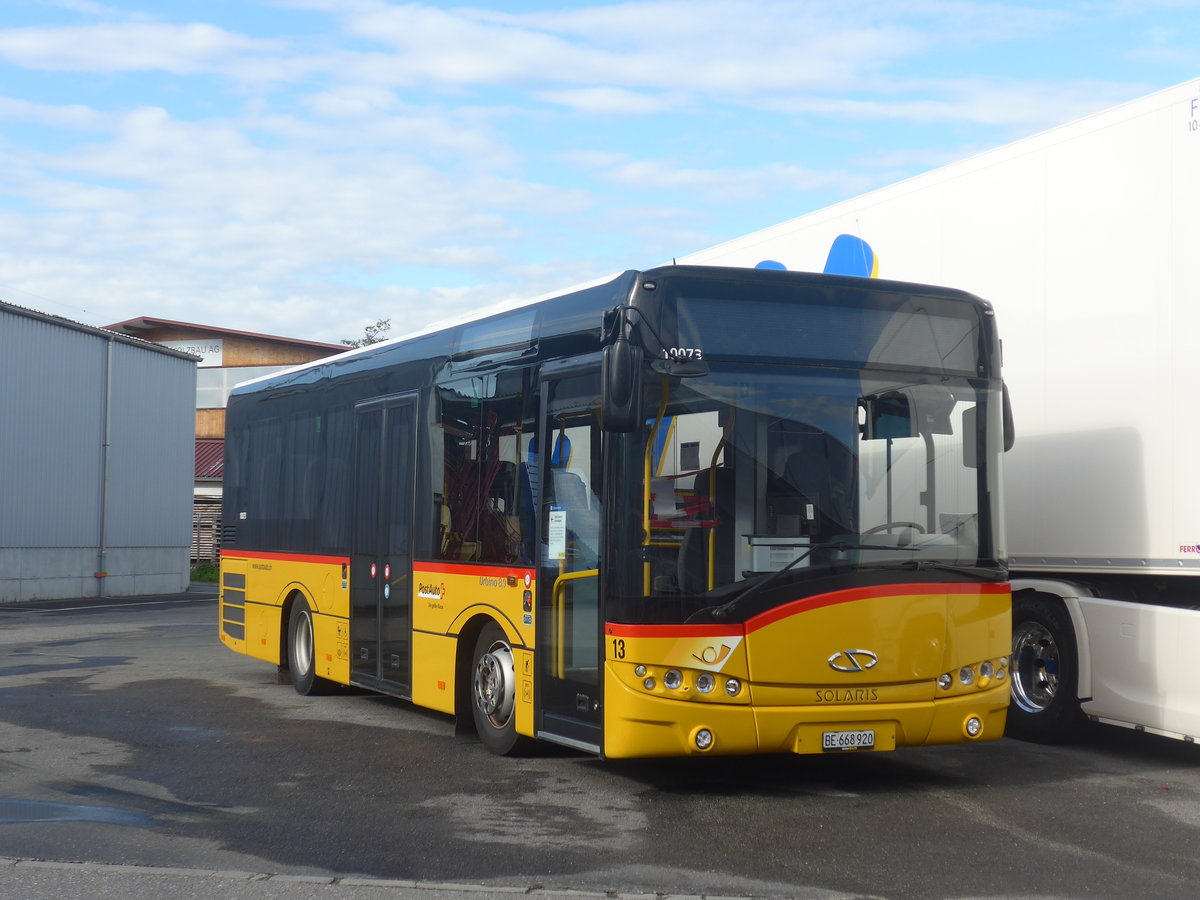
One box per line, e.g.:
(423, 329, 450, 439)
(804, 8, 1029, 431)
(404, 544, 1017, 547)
(823, 234, 878, 278)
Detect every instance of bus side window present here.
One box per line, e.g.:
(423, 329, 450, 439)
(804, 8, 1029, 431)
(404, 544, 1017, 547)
(434, 371, 536, 564)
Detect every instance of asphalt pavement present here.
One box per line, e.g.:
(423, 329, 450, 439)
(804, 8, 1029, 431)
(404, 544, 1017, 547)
(2, 857, 747, 900)
(2, 584, 1198, 900)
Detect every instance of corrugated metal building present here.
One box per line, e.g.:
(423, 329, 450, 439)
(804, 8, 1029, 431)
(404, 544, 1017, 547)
(1, 300, 197, 603)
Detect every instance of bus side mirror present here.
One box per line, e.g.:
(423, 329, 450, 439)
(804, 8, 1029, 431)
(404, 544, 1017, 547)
(962, 406, 978, 469)
(962, 386, 1014, 469)
(602, 337, 643, 432)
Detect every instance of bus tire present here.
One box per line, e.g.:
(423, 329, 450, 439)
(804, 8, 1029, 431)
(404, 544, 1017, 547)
(470, 622, 528, 755)
(1008, 592, 1085, 743)
(288, 597, 333, 696)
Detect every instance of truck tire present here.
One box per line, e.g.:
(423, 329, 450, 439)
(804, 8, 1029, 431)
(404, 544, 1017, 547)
(1008, 592, 1085, 742)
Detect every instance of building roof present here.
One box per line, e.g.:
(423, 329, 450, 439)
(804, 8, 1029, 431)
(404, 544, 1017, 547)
(1, 299, 200, 361)
(105, 316, 345, 352)
(195, 438, 224, 480)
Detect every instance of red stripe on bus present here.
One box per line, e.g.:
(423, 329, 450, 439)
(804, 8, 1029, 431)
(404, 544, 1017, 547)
(414, 561, 536, 580)
(221, 549, 349, 566)
(745, 581, 1010, 632)
(606, 582, 1010, 639)
(606, 622, 741, 639)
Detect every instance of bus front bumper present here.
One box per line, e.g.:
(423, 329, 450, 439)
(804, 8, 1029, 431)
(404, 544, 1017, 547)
(601, 678, 1010, 759)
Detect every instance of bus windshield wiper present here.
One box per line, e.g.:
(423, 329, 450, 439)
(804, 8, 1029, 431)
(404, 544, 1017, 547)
(877, 558, 1007, 580)
(710, 541, 914, 621)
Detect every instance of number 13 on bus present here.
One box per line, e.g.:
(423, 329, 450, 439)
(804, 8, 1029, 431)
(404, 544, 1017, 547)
(219, 265, 1014, 758)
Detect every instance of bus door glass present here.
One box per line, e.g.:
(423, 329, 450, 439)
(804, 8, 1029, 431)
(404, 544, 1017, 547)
(537, 369, 603, 751)
(351, 394, 417, 693)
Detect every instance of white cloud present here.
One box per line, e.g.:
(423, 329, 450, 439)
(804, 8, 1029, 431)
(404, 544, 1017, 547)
(535, 87, 675, 115)
(319, 1, 916, 96)
(0, 0, 1194, 344)
(566, 151, 871, 203)
(0, 2, 1151, 133)
(0, 96, 110, 129)
(301, 0, 1079, 105)
(1125, 24, 1200, 67)
(0, 96, 605, 341)
(0, 23, 285, 75)
(756, 77, 1154, 136)
(46, 0, 135, 17)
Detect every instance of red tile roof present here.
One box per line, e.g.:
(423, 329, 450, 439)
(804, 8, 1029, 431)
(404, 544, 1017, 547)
(196, 439, 224, 480)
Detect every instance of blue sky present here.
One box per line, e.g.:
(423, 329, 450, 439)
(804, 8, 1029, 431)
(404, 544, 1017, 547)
(1, 0, 1197, 344)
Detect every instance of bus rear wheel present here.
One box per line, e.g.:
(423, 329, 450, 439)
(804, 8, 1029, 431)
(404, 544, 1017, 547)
(470, 622, 529, 755)
(1008, 593, 1084, 742)
(288, 597, 334, 696)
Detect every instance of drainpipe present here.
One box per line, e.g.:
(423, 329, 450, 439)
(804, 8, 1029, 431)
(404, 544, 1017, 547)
(96, 336, 113, 598)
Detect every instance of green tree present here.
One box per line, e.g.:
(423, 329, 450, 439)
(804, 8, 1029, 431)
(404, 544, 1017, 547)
(341, 317, 391, 348)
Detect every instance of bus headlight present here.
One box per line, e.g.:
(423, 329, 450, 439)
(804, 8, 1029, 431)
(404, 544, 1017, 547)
(627, 663, 744, 702)
(940, 659, 1006, 692)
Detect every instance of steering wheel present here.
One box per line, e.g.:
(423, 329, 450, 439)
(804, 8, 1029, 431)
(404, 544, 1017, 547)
(863, 521, 926, 535)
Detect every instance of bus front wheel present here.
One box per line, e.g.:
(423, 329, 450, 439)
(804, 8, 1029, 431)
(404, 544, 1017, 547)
(287, 597, 333, 696)
(1008, 592, 1084, 743)
(470, 622, 528, 755)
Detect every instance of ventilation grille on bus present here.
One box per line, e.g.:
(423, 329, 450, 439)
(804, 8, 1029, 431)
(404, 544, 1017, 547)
(220, 570, 246, 641)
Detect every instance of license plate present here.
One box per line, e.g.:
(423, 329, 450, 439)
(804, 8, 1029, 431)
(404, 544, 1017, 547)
(822, 729, 875, 751)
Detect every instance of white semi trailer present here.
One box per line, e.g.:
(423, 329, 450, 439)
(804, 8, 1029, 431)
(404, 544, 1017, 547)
(681, 77, 1200, 744)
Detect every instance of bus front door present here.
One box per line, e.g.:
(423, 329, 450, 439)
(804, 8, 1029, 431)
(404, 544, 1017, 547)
(351, 394, 417, 695)
(537, 370, 603, 753)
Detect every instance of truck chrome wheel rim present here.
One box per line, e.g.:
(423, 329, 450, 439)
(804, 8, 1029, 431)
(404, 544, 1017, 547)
(294, 610, 314, 674)
(474, 640, 516, 727)
(1012, 621, 1059, 713)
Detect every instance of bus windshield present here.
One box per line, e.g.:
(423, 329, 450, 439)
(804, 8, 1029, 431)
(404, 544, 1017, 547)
(616, 363, 1004, 625)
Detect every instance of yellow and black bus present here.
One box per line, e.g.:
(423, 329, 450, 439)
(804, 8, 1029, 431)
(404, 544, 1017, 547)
(219, 264, 1013, 758)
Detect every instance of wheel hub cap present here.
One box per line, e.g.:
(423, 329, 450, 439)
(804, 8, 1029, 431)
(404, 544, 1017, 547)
(1012, 621, 1059, 713)
(474, 642, 516, 727)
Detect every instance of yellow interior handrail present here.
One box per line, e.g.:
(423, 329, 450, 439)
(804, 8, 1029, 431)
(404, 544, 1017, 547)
(552, 568, 599, 678)
(705, 415, 731, 591)
(642, 379, 670, 595)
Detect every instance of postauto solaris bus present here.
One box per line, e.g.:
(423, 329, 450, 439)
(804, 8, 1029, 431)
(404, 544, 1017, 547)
(219, 265, 1013, 758)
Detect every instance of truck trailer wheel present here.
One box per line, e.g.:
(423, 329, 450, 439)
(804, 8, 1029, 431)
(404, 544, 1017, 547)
(1008, 593, 1085, 742)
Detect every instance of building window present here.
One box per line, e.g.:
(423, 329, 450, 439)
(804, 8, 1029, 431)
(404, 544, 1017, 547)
(195, 365, 292, 409)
